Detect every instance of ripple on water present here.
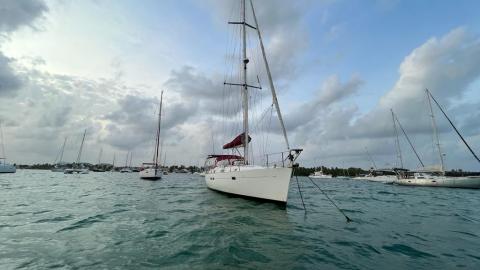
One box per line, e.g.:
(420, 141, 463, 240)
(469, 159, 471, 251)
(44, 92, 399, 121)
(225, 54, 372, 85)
(57, 214, 107, 232)
(382, 244, 436, 258)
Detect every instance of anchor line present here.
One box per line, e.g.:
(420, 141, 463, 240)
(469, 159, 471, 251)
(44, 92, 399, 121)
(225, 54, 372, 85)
(307, 176, 352, 223)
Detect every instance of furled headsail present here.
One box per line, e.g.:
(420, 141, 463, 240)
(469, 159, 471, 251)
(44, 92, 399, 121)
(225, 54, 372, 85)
(223, 133, 252, 149)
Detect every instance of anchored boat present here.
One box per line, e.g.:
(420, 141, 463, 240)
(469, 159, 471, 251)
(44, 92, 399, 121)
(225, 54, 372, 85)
(394, 89, 480, 188)
(0, 122, 15, 173)
(64, 129, 89, 174)
(204, 0, 302, 203)
(139, 91, 164, 180)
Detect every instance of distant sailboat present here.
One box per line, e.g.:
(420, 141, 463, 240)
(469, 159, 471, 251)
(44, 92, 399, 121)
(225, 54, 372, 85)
(394, 89, 480, 188)
(0, 122, 16, 173)
(140, 91, 164, 180)
(204, 0, 302, 203)
(52, 137, 68, 172)
(120, 152, 132, 173)
(64, 130, 89, 174)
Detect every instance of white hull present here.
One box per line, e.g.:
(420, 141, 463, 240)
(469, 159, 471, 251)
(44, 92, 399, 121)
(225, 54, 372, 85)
(205, 166, 293, 203)
(64, 168, 89, 174)
(395, 176, 480, 189)
(353, 175, 397, 183)
(309, 175, 332, 179)
(0, 164, 16, 173)
(120, 168, 132, 173)
(139, 168, 162, 180)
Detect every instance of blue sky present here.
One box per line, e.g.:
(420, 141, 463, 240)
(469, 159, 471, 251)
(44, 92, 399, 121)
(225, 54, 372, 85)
(0, 0, 479, 170)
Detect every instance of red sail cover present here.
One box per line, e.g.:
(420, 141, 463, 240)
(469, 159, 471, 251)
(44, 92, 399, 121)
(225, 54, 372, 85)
(223, 133, 252, 149)
(208, 155, 243, 162)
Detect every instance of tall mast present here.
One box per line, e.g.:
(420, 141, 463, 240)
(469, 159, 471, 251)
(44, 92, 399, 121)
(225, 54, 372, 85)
(76, 129, 86, 164)
(427, 89, 480, 164)
(394, 112, 425, 168)
(365, 147, 377, 170)
(0, 121, 6, 159)
(391, 109, 403, 168)
(125, 152, 129, 167)
(426, 89, 445, 172)
(241, 0, 249, 164)
(155, 91, 164, 171)
(129, 152, 133, 167)
(97, 147, 103, 164)
(59, 137, 67, 163)
(112, 153, 116, 168)
(249, 0, 290, 150)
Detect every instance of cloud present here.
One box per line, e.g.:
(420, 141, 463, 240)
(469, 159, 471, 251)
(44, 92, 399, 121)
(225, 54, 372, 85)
(0, 54, 22, 96)
(0, 0, 48, 33)
(0, 0, 48, 96)
(299, 28, 480, 170)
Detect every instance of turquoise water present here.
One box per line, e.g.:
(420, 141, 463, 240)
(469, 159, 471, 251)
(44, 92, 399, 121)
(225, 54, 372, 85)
(1, 170, 479, 269)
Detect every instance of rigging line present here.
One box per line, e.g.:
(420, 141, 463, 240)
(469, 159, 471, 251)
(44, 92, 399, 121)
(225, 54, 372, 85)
(294, 169, 306, 213)
(250, 0, 290, 150)
(394, 112, 425, 168)
(307, 176, 352, 223)
(427, 89, 480, 164)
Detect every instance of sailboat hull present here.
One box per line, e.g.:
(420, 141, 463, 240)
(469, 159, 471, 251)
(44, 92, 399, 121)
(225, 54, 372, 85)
(139, 168, 162, 180)
(395, 176, 480, 189)
(205, 166, 292, 203)
(0, 164, 16, 173)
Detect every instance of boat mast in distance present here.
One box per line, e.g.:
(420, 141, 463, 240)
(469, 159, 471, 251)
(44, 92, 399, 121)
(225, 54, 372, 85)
(425, 89, 445, 173)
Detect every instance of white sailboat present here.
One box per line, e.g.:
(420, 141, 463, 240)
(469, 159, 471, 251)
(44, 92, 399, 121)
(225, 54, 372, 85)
(64, 130, 89, 174)
(204, 0, 302, 203)
(140, 91, 164, 180)
(51, 137, 68, 172)
(0, 122, 16, 173)
(395, 89, 480, 188)
(120, 152, 132, 173)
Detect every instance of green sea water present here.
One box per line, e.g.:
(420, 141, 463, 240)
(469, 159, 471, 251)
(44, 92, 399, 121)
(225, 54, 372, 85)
(1, 170, 479, 269)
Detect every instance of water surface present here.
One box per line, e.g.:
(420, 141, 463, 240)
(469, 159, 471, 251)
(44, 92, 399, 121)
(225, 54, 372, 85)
(1, 170, 479, 269)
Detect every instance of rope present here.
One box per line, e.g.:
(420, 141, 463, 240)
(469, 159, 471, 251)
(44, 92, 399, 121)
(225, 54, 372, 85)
(295, 174, 306, 213)
(307, 176, 352, 223)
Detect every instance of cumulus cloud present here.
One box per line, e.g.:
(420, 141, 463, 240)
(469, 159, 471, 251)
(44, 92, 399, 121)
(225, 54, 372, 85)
(0, 0, 47, 33)
(300, 28, 480, 170)
(0, 54, 22, 96)
(0, 0, 48, 96)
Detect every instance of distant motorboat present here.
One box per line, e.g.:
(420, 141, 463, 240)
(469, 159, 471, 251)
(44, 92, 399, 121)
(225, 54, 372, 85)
(64, 168, 89, 174)
(120, 167, 132, 173)
(309, 170, 332, 179)
(353, 169, 399, 183)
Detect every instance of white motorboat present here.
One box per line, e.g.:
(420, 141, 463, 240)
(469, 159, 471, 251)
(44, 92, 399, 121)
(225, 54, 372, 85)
(64, 130, 89, 174)
(0, 123, 15, 173)
(353, 169, 398, 183)
(139, 91, 164, 181)
(309, 170, 332, 179)
(64, 168, 89, 174)
(204, 0, 302, 203)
